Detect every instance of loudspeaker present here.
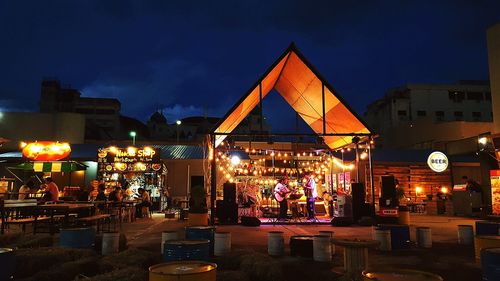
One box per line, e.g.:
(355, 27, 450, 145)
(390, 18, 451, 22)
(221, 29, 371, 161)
(216, 200, 226, 222)
(218, 202, 238, 225)
(241, 216, 261, 226)
(351, 183, 366, 221)
(381, 175, 396, 199)
(223, 182, 236, 204)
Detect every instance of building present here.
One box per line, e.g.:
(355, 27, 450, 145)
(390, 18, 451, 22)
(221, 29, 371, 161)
(364, 81, 493, 149)
(39, 80, 122, 139)
(0, 112, 85, 151)
(487, 23, 500, 135)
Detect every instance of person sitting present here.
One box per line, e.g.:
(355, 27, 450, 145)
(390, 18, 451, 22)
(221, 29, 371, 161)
(18, 180, 34, 200)
(43, 177, 59, 202)
(76, 186, 90, 201)
(108, 186, 123, 202)
(136, 188, 152, 218)
(95, 184, 107, 201)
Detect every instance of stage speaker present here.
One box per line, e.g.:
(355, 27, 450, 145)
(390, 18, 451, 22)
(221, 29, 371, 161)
(351, 183, 366, 221)
(218, 202, 238, 225)
(216, 200, 226, 222)
(380, 175, 396, 199)
(223, 182, 236, 204)
(241, 216, 261, 226)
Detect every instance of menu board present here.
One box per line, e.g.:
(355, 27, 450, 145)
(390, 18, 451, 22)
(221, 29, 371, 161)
(491, 170, 500, 215)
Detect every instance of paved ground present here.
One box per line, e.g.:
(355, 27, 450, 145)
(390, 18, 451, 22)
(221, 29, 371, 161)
(123, 213, 483, 280)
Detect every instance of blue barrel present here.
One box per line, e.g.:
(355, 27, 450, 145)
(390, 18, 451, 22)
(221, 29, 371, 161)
(163, 240, 210, 262)
(0, 248, 15, 281)
(379, 224, 410, 250)
(185, 226, 215, 255)
(482, 248, 500, 281)
(59, 227, 96, 248)
(476, 221, 499, 236)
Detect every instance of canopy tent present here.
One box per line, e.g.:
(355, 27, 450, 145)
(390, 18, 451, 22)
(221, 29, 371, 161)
(212, 43, 373, 149)
(9, 161, 87, 172)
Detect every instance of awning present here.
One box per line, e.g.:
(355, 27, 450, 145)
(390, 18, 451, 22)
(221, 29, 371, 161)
(9, 161, 87, 172)
(212, 43, 373, 150)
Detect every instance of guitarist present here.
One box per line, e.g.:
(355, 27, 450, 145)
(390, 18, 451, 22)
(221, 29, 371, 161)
(274, 178, 290, 220)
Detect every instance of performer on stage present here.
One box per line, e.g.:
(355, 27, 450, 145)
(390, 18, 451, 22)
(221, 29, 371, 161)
(303, 172, 317, 220)
(274, 178, 290, 220)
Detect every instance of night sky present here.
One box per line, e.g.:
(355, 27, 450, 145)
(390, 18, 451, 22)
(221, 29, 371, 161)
(1, 1, 500, 132)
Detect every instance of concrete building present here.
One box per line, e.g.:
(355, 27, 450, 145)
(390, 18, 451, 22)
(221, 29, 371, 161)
(0, 112, 85, 151)
(39, 80, 121, 139)
(487, 23, 500, 135)
(364, 82, 493, 149)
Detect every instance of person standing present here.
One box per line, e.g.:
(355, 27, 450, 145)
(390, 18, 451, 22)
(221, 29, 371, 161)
(44, 177, 59, 202)
(18, 180, 34, 200)
(136, 188, 152, 218)
(274, 178, 290, 220)
(303, 173, 317, 220)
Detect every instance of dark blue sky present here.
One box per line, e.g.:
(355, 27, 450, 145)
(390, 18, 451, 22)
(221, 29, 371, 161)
(1, 0, 499, 131)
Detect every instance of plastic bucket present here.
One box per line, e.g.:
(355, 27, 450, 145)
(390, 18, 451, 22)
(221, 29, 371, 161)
(0, 248, 15, 281)
(268, 231, 284, 256)
(102, 232, 120, 255)
(458, 225, 474, 245)
(161, 231, 179, 254)
(59, 227, 96, 248)
(481, 248, 500, 281)
(214, 232, 231, 256)
(149, 261, 216, 281)
(313, 235, 332, 262)
(416, 227, 432, 248)
(163, 240, 210, 262)
(374, 228, 392, 251)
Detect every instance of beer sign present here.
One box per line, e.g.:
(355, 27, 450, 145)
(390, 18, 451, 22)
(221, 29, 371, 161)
(427, 151, 448, 173)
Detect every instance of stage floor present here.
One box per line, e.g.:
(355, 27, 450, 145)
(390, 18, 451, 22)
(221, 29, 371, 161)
(259, 215, 332, 225)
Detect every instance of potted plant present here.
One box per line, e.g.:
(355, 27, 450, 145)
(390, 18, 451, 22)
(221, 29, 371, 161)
(188, 185, 209, 226)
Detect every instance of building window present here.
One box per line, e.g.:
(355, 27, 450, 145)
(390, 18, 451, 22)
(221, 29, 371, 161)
(435, 111, 445, 121)
(472, 112, 482, 121)
(417, 110, 426, 117)
(485, 92, 492, 101)
(397, 110, 407, 116)
(454, 111, 464, 121)
(467, 92, 483, 101)
(448, 91, 465, 102)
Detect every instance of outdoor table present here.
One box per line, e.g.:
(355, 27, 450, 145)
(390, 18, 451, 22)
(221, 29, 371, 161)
(332, 238, 380, 279)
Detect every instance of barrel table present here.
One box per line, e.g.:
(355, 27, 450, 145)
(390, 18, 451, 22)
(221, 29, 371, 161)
(481, 248, 500, 281)
(0, 248, 15, 281)
(149, 261, 217, 281)
(475, 236, 500, 262)
(363, 269, 443, 281)
(290, 235, 314, 258)
(332, 239, 379, 279)
(163, 240, 210, 262)
(378, 224, 410, 250)
(59, 227, 96, 248)
(185, 226, 215, 256)
(268, 231, 284, 256)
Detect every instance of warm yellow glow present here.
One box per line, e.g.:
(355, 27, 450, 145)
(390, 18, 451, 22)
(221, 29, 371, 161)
(127, 146, 136, 156)
(478, 137, 488, 145)
(225, 173, 231, 179)
(415, 186, 423, 194)
(440, 187, 448, 194)
(245, 148, 249, 153)
(19, 141, 27, 148)
(360, 151, 368, 160)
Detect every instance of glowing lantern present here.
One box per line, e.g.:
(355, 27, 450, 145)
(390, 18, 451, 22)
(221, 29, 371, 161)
(21, 141, 71, 161)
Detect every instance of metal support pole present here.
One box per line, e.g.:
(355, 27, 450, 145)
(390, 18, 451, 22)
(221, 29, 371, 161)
(259, 83, 263, 134)
(210, 135, 217, 225)
(368, 143, 376, 218)
(322, 83, 326, 134)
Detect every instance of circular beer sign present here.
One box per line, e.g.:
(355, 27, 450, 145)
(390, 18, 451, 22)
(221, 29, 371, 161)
(427, 151, 448, 173)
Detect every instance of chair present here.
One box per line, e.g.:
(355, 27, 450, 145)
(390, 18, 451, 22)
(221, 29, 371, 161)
(141, 206, 152, 218)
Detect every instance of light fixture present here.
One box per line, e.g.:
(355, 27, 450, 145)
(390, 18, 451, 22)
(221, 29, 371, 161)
(415, 186, 423, 194)
(440, 187, 448, 194)
(478, 136, 488, 145)
(230, 155, 241, 166)
(360, 151, 368, 160)
(176, 120, 182, 125)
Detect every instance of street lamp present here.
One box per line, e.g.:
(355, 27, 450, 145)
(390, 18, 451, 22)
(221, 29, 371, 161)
(176, 120, 181, 144)
(129, 131, 137, 146)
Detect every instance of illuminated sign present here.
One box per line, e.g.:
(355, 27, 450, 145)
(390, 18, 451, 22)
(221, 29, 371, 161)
(97, 146, 161, 172)
(21, 141, 71, 161)
(427, 151, 448, 173)
(491, 170, 500, 215)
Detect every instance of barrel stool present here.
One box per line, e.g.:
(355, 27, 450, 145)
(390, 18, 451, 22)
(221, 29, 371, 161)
(161, 231, 179, 254)
(149, 261, 217, 281)
(332, 239, 380, 280)
(185, 226, 215, 256)
(363, 268, 443, 281)
(373, 227, 392, 251)
(319, 230, 335, 255)
(268, 231, 284, 256)
(481, 248, 500, 281)
(313, 235, 332, 262)
(458, 225, 474, 245)
(214, 231, 231, 256)
(59, 227, 96, 249)
(102, 232, 120, 255)
(290, 235, 314, 258)
(378, 224, 410, 250)
(416, 227, 432, 248)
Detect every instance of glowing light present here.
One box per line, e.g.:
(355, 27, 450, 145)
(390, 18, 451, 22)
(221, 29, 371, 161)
(225, 173, 231, 179)
(478, 137, 488, 145)
(270, 152, 275, 157)
(284, 153, 288, 157)
(415, 186, 423, 194)
(127, 146, 137, 155)
(230, 155, 241, 166)
(19, 141, 27, 148)
(360, 151, 368, 160)
(245, 148, 249, 153)
(252, 149, 256, 153)
(440, 187, 448, 194)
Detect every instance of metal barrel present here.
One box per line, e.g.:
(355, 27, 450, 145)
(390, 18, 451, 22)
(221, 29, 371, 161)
(481, 248, 500, 281)
(149, 261, 217, 281)
(363, 269, 443, 280)
(476, 221, 499, 236)
(59, 227, 96, 248)
(163, 240, 210, 262)
(185, 226, 215, 256)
